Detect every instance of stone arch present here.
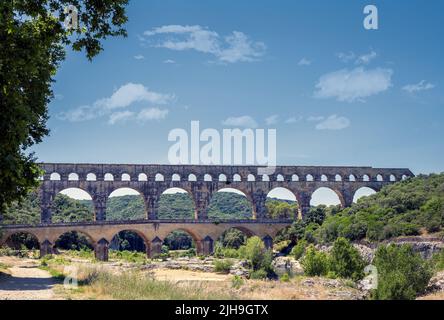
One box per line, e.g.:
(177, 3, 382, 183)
(53, 187, 94, 223)
(291, 174, 299, 182)
(390, 174, 397, 182)
(208, 187, 254, 220)
(155, 173, 164, 181)
(163, 228, 198, 251)
(348, 174, 356, 182)
(262, 174, 270, 182)
(376, 174, 384, 181)
(107, 187, 146, 221)
(50, 172, 61, 180)
(335, 174, 342, 181)
(247, 174, 256, 182)
(172, 173, 181, 181)
(219, 174, 227, 182)
(233, 174, 242, 182)
(204, 174, 212, 182)
(68, 173, 79, 181)
(86, 173, 97, 181)
(121, 173, 131, 181)
(362, 174, 370, 182)
(3, 231, 40, 250)
(401, 174, 408, 181)
(188, 174, 197, 181)
(104, 173, 114, 181)
(138, 173, 148, 181)
(159, 187, 195, 219)
(310, 187, 343, 207)
(353, 187, 377, 203)
(321, 174, 328, 182)
(276, 174, 284, 182)
(53, 230, 95, 251)
(266, 187, 298, 219)
(110, 229, 148, 253)
(306, 174, 314, 182)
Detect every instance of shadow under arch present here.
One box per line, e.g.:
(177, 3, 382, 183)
(107, 187, 146, 221)
(158, 187, 195, 219)
(110, 229, 148, 253)
(217, 226, 256, 249)
(3, 231, 40, 250)
(162, 228, 199, 253)
(208, 187, 254, 220)
(53, 230, 95, 251)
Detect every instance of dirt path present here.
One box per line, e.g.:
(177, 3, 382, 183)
(0, 256, 57, 300)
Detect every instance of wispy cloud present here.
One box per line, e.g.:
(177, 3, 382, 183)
(137, 108, 169, 121)
(298, 58, 312, 66)
(59, 83, 173, 123)
(315, 115, 350, 130)
(402, 80, 435, 93)
(337, 51, 356, 63)
(163, 59, 176, 64)
(143, 25, 266, 63)
(355, 50, 377, 65)
(314, 67, 393, 102)
(108, 111, 135, 125)
(285, 116, 302, 124)
(222, 115, 258, 128)
(134, 54, 145, 60)
(265, 114, 279, 125)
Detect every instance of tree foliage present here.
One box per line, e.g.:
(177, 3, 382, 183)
(0, 0, 128, 215)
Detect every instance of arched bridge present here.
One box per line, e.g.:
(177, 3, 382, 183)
(0, 163, 413, 260)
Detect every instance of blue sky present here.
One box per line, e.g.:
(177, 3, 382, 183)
(33, 0, 443, 178)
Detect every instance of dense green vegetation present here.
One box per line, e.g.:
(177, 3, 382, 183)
(0, 0, 128, 214)
(372, 244, 433, 300)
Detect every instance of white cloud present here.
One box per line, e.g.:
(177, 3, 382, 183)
(222, 116, 258, 128)
(298, 58, 312, 66)
(402, 80, 435, 93)
(265, 114, 279, 125)
(137, 108, 169, 121)
(108, 111, 135, 125)
(337, 51, 356, 63)
(60, 83, 173, 123)
(315, 115, 350, 130)
(314, 67, 393, 102)
(307, 116, 325, 122)
(285, 116, 302, 124)
(163, 59, 176, 64)
(134, 55, 145, 60)
(95, 83, 173, 110)
(143, 25, 265, 63)
(356, 50, 377, 65)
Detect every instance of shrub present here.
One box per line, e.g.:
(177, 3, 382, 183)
(273, 240, 290, 253)
(244, 236, 266, 271)
(250, 269, 268, 280)
(280, 273, 290, 282)
(231, 275, 244, 289)
(431, 249, 444, 271)
(329, 238, 365, 281)
(214, 259, 234, 274)
(291, 240, 307, 260)
(372, 244, 433, 300)
(301, 245, 329, 277)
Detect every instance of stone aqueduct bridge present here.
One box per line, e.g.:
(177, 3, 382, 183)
(0, 163, 413, 261)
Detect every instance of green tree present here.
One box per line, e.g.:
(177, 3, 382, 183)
(373, 244, 433, 300)
(301, 245, 329, 277)
(329, 237, 365, 281)
(0, 0, 128, 215)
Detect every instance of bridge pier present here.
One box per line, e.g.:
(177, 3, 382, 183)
(262, 235, 273, 249)
(149, 237, 163, 258)
(95, 238, 109, 261)
(200, 236, 214, 255)
(40, 239, 54, 257)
